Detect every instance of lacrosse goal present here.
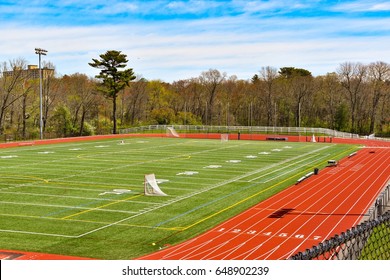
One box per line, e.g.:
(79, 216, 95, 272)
(144, 174, 168, 196)
(166, 127, 180, 137)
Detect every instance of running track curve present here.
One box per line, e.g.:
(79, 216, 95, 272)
(138, 145, 390, 260)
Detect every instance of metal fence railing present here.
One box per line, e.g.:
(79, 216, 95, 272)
(119, 125, 362, 139)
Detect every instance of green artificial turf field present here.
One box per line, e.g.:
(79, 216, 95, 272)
(0, 137, 357, 259)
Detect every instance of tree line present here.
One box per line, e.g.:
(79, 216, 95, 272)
(1, 51, 390, 141)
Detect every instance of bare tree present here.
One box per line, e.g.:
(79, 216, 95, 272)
(259, 66, 279, 126)
(199, 69, 226, 125)
(0, 59, 30, 136)
(366, 61, 390, 134)
(337, 62, 367, 133)
(62, 73, 97, 135)
(124, 77, 148, 125)
(315, 73, 345, 129)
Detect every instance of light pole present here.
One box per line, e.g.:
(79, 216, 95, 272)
(35, 48, 47, 140)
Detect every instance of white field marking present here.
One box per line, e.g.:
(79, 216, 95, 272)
(75, 146, 331, 238)
(0, 139, 192, 172)
(245, 155, 257, 159)
(0, 155, 18, 159)
(15, 143, 243, 196)
(0, 140, 233, 194)
(248, 153, 330, 183)
(0, 190, 160, 205)
(176, 171, 199, 176)
(45, 141, 250, 184)
(40, 179, 134, 190)
(99, 189, 132, 196)
(18, 184, 114, 193)
(0, 229, 76, 238)
(0, 201, 139, 214)
(0, 142, 327, 239)
(204, 165, 222, 169)
(156, 179, 169, 184)
(247, 146, 330, 182)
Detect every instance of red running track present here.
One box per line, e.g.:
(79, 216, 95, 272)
(138, 147, 390, 260)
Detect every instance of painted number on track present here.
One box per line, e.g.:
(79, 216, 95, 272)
(216, 228, 322, 241)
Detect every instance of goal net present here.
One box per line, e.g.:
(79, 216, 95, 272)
(166, 127, 180, 137)
(221, 133, 229, 143)
(144, 174, 167, 196)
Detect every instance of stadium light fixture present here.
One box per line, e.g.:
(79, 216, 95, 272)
(35, 48, 48, 140)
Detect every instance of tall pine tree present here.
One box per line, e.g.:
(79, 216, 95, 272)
(89, 50, 136, 134)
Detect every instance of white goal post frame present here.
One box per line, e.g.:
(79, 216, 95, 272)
(144, 174, 168, 196)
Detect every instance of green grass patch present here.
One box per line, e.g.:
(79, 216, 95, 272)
(360, 222, 390, 260)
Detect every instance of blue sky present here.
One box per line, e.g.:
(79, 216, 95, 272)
(1, 0, 390, 81)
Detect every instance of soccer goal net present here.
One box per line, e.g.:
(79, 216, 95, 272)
(144, 174, 168, 196)
(166, 127, 180, 137)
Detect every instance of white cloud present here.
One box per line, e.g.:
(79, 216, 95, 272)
(2, 1, 390, 81)
(331, 0, 390, 12)
(165, 0, 222, 14)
